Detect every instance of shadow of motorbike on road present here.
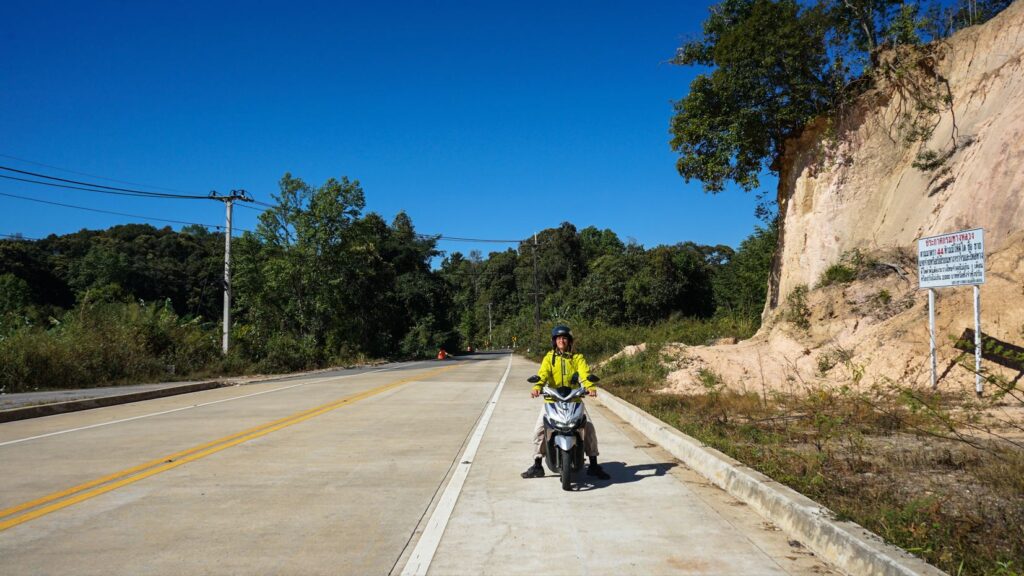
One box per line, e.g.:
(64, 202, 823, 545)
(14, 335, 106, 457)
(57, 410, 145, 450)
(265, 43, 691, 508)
(573, 461, 677, 491)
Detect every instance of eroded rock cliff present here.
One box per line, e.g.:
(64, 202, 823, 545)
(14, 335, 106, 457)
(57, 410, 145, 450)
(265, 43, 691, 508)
(662, 2, 1024, 395)
(771, 0, 1024, 307)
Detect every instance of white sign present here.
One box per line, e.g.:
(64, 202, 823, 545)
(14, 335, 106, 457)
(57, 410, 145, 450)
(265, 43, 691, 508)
(917, 228, 985, 289)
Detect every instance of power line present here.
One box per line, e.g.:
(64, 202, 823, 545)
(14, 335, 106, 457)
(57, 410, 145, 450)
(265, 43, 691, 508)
(1, 187, 521, 243)
(0, 173, 209, 200)
(0, 158, 525, 243)
(0, 191, 254, 234)
(0, 166, 209, 199)
(0, 153, 193, 194)
(1, 232, 39, 241)
(0, 156, 280, 208)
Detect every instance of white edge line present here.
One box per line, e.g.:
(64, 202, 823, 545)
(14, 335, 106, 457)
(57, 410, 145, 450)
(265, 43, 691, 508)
(400, 353, 513, 576)
(0, 364, 407, 447)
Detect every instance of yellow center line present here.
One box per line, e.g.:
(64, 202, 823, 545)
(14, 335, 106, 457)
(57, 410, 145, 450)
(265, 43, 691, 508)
(0, 363, 460, 532)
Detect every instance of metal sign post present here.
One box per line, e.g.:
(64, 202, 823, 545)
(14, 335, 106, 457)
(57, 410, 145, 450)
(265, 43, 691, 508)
(974, 285, 982, 395)
(928, 288, 936, 388)
(917, 228, 985, 392)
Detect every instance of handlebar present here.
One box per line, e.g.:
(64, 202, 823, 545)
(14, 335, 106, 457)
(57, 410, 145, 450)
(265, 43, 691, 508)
(541, 385, 590, 402)
(527, 374, 600, 399)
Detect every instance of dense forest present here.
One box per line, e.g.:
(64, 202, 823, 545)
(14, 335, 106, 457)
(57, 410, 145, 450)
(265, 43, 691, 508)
(0, 171, 776, 392)
(439, 219, 776, 355)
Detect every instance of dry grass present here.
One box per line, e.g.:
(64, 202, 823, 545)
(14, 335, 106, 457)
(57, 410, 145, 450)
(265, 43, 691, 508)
(601, 351, 1024, 576)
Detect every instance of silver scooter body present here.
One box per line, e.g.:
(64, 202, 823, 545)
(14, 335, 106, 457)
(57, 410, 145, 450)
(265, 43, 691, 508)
(528, 372, 600, 491)
(542, 384, 588, 489)
(542, 385, 587, 450)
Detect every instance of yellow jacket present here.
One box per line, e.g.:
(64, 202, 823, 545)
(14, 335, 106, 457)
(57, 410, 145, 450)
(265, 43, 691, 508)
(534, 350, 592, 400)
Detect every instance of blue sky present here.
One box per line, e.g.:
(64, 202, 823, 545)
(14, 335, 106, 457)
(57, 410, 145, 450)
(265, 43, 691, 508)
(1, 1, 770, 258)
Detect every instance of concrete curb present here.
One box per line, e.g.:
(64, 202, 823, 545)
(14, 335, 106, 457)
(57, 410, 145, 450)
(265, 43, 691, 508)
(0, 381, 232, 423)
(596, 389, 947, 576)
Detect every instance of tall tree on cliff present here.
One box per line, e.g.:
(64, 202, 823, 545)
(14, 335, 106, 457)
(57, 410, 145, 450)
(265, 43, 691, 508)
(669, 0, 1012, 194)
(670, 0, 843, 193)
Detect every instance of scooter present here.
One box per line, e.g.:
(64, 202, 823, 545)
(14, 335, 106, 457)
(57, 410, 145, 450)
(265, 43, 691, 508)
(527, 373, 600, 491)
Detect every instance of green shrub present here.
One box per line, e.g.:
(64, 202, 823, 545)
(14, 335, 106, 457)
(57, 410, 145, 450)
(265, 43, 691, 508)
(513, 314, 760, 366)
(0, 301, 221, 392)
(398, 314, 458, 359)
(601, 344, 669, 390)
(818, 263, 857, 287)
(257, 332, 318, 373)
(697, 368, 724, 389)
(0, 273, 32, 316)
(874, 289, 892, 306)
(817, 249, 885, 289)
(912, 147, 956, 171)
(785, 285, 811, 329)
(816, 346, 853, 376)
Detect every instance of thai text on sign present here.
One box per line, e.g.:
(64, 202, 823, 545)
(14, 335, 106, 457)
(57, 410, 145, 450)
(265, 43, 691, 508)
(917, 228, 985, 289)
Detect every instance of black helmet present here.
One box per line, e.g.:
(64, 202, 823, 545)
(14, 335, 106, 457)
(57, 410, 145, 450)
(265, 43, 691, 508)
(551, 324, 573, 347)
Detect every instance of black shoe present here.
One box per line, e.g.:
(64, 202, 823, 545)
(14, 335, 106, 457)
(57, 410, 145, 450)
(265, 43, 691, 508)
(521, 462, 544, 479)
(587, 463, 610, 480)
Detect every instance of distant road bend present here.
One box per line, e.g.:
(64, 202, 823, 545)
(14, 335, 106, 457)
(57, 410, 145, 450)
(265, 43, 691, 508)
(0, 353, 837, 575)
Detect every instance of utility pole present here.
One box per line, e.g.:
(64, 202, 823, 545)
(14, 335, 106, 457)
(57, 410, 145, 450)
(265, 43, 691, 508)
(487, 302, 492, 348)
(532, 233, 540, 327)
(210, 189, 253, 353)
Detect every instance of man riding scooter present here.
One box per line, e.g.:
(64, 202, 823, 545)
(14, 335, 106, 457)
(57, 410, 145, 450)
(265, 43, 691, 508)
(521, 324, 610, 480)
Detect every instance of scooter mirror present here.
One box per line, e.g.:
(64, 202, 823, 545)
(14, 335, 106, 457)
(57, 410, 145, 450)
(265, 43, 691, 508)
(587, 375, 600, 383)
(526, 375, 541, 384)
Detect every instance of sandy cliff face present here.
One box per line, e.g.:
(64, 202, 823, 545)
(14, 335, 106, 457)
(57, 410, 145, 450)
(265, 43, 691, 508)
(772, 1, 1024, 305)
(658, 3, 1024, 395)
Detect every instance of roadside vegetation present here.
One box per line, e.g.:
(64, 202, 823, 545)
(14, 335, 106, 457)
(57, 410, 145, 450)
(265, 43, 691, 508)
(0, 176, 458, 392)
(598, 343, 1024, 575)
(0, 177, 777, 393)
(445, 219, 777, 359)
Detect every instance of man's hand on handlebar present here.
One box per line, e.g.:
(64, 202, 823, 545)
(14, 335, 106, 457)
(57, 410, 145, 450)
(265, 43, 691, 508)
(587, 388, 597, 397)
(530, 389, 541, 398)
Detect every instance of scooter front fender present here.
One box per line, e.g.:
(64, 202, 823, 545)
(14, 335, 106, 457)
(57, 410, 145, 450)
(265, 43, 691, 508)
(553, 434, 576, 451)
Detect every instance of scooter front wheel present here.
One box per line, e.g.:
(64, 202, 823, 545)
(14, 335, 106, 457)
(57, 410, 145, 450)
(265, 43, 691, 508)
(559, 447, 573, 491)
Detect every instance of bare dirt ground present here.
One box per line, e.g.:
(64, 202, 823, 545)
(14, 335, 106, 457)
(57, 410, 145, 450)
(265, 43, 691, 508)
(654, 231, 1024, 405)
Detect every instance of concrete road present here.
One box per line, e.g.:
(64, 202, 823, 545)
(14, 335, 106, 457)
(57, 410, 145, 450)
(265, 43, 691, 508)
(0, 353, 840, 575)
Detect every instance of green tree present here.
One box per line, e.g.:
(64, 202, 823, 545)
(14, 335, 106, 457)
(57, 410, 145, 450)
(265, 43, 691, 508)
(234, 173, 452, 364)
(480, 249, 520, 322)
(624, 245, 715, 323)
(234, 173, 371, 366)
(0, 273, 31, 314)
(671, 0, 1013, 194)
(514, 222, 585, 317)
(575, 254, 631, 324)
(712, 221, 778, 321)
(578, 226, 625, 265)
(670, 0, 841, 193)
(0, 238, 73, 310)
